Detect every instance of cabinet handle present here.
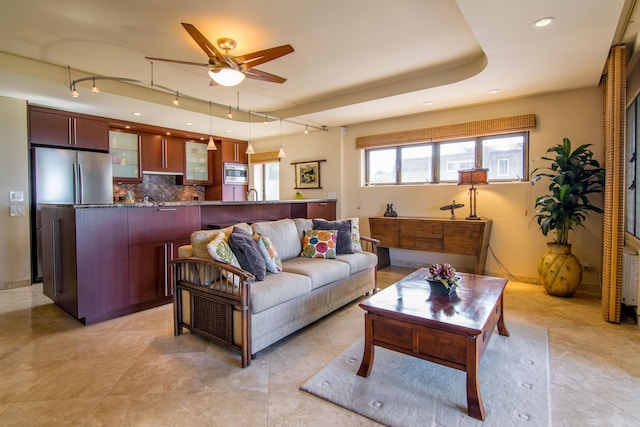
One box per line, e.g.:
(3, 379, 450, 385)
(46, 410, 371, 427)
(161, 139, 166, 169)
(50, 219, 58, 295)
(68, 117, 73, 145)
(72, 118, 77, 146)
(163, 243, 169, 296)
(157, 208, 177, 211)
(169, 242, 174, 296)
(319, 203, 327, 206)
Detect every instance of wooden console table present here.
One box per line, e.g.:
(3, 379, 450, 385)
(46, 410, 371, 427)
(369, 217, 492, 274)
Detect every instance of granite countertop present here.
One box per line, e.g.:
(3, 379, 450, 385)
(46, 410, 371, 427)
(40, 199, 337, 209)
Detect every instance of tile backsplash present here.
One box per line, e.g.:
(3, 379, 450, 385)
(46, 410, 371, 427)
(113, 175, 205, 202)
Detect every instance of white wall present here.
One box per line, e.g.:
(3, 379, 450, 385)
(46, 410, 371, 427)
(254, 87, 604, 285)
(0, 96, 31, 289)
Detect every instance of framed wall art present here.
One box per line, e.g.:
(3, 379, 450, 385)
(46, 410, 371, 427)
(293, 160, 325, 189)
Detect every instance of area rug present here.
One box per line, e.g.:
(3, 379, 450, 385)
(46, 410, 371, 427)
(301, 322, 550, 427)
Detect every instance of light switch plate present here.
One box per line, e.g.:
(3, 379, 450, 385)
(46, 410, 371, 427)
(10, 205, 24, 216)
(9, 191, 24, 202)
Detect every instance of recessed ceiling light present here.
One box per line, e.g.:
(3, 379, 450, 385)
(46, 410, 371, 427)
(185, 122, 192, 126)
(533, 17, 554, 28)
(423, 101, 433, 106)
(132, 112, 141, 116)
(226, 129, 233, 133)
(488, 88, 500, 94)
(125, 125, 130, 129)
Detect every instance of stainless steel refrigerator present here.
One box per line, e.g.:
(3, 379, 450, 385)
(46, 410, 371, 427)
(32, 147, 113, 281)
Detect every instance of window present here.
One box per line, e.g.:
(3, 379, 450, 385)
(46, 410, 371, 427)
(365, 132, 528, 185)
(252, 162, 280, 200)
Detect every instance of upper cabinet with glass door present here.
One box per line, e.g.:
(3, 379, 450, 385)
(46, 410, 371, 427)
(181, 140, 211, 185)
(110, 130, 141, 182)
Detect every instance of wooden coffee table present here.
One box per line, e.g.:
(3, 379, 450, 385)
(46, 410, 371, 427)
(356, 269, 509, 420)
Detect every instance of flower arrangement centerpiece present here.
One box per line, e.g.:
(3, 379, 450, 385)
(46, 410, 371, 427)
(426, 263, 460, 295)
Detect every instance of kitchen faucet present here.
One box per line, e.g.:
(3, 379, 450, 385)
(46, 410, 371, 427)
(246, 188, 258, 201)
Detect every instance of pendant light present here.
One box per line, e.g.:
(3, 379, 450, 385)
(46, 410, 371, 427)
(245, 110, 255, 155)
(207, 101, 217, 151)
(277, 119, 286, 158)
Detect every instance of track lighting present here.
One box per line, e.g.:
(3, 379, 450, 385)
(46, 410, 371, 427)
(91, 77, 99, 93)
(70, 84, 79, 98)
(227, 106, 233, 119)
(264, 114, 268, 125)
(304, 125, 309, 135)
(172, 91, 179, 106)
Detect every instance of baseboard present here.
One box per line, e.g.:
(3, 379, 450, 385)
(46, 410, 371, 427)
(0, 279, 32, 291)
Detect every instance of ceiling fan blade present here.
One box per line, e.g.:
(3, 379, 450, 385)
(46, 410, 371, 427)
(181, 23, 229, 65)
(145, 56, 210, 67)
(243, 68, 287, 84)
(235, 45, 294, 70)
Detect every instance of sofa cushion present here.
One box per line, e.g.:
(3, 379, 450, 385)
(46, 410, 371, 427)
(250, 272, 312, 314)
(191, 223, 252, 260)
(282, 257, 351, 290)
(252, 219, 301, 261)
(229, 227, 266, 281)
(313, 219, 353, 254)
(293, 218, 313, 238)
(347, 217, 363, 253)
(334, 251, 378, 275)
(301, 229, 337, 259)
(255, 233, 283, 273)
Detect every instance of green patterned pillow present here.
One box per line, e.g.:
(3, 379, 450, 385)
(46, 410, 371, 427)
(207, 233, 241, 268)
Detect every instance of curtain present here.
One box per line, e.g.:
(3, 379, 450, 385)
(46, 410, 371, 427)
(601, 45, 627, 323)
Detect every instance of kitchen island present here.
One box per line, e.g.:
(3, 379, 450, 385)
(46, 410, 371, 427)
(40, 199, 336, 324)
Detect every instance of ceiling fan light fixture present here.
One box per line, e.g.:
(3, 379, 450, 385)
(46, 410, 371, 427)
(208, 67, 246, 87)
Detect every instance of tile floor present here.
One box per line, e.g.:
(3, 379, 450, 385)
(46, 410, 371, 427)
(0, 266, 639, 426)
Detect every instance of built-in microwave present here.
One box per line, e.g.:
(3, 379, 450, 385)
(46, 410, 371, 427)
(224, 162, 249, 184)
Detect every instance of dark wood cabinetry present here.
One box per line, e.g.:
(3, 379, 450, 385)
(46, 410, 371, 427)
(206, 138, 249, 201)
(127, 206, 200, 306)
(29, 107, 109, 151)
(141, 133, 185, 174)
(369, 217, 492, 274)
(290, 201, 337, 220)
(41, 207, 129, 323)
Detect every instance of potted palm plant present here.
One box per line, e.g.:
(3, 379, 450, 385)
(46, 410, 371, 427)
(531, 137, 605, 297)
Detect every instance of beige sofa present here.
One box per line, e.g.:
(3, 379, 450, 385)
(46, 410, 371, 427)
(172, 218, 378, 367)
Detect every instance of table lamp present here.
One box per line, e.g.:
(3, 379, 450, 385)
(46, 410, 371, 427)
(458, 168, 488, 220)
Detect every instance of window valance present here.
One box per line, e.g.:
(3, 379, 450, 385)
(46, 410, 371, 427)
(249, 150, 281, 164)
(356, 113, 536, 149)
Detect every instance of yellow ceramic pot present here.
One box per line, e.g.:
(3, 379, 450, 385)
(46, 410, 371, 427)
(538, 243, 583, 297)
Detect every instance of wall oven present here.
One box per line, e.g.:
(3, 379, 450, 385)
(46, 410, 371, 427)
(224, 162, 249, 184)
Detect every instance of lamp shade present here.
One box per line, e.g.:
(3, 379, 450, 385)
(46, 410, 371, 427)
(208, 67, 246, 87)
(458, 168, 488, 185)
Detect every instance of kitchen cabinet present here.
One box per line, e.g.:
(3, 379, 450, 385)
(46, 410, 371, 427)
(220, 139, 249, 164)
(205, 138, 249, 200)
(141, 133, 185, 174)
(179, 140, 211, 185)
(110, 130, 142, 182)
(127, 206, 200, 306)
(41, 206, 129, 323)
(29, 107, 109, 151)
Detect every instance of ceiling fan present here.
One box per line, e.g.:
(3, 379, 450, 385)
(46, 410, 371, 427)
(145, 23, 294, 87)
